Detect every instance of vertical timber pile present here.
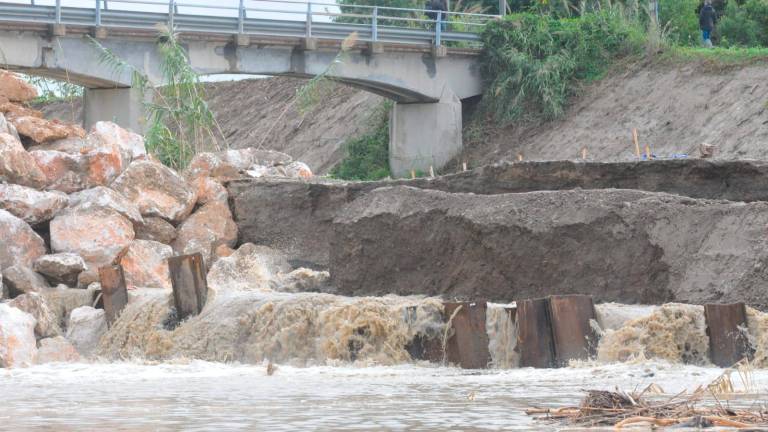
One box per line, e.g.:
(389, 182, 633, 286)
(168, 253, 208, 320)
(516, 298, 556, 368)
(549, 295, 599, 366)
(98, 264, 129, 327)
(516, 295, 598, 368)
(443, 302, 491, 369)
(704, 303, 752, 367)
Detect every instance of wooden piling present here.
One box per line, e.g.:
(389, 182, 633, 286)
(443, 302, 491, 369)
(549, 295, 598, 366)
(704, 303, 751, 367)
(98, 264, 128, 327)
(168, 253, 208, 320)
(516, 298, 556, 368)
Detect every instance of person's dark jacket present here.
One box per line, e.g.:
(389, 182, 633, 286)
(699, 4, 717, 31)
(426, 0, 446, 20)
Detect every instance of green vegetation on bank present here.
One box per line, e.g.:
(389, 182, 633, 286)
(477, 1, 768, 126)
(335, 1, 768, 179)
(660, 0, 768, 47)
(480, 9, 644, 124)
(660, 45, 768, 64)
(330, 101, 392, 181)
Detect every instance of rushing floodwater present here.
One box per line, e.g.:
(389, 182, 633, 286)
(2, 361, 767, 431)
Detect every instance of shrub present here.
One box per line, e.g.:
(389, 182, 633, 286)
(659, 0, 700, 45)
(719, 0, 768, 47)
(330, 102, 392, 181)
(480, 9, 643, 124)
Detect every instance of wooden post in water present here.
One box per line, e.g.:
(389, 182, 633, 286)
(549, 295, 598, 366)
(704, 303, 751, 367)
(516, 298, 556, 368)
(168, 253, 208, 320)
(443, 302, 491, 369)
(517, 295, 598, 368)
(98, 264, 128, 327)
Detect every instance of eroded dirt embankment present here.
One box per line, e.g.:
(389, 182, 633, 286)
(463, 59, 768, 166)
(330, 186, 768, 308)
(228, 159, 768, 268)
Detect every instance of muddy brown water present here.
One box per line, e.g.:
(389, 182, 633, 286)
(1, 361, 764, 431)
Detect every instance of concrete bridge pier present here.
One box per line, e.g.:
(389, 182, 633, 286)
(83, 87, 147, 134)
(389, 86, 462, 178)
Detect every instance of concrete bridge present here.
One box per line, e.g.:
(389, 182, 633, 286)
(0, 1, 492, 176)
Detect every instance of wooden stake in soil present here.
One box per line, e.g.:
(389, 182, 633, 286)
(429, 166, 435, 178)
(632, 128, 641, 158)
(645, 143, 652, 160)
(410, 169, 416, 179)
(462, 162, 467, 172)
(517, 153, 523, 162)
(581, 147, 587, 160)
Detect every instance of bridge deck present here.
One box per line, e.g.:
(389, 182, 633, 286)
(0, 1, 492, 49)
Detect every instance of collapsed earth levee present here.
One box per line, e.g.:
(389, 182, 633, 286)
(229, 159, 768, 270)
(330, 186, 768, 308)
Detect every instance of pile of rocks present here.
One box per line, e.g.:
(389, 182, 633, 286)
(0, 71, 313, 367)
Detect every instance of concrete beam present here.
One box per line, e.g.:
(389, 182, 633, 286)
(93, 26, 108, 40)
(389, 85, 462, 177)
(83, 87, 147, 134)
(1, 30, 482, 102)
(51, 24, 66, 37)
(235, 33, 250, 47)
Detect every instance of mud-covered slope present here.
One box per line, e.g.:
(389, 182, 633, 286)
(330, 186, 768, 308)
(463, 59, 768, 166)
(35, 77, 382, 174)
(204, 78, 382, 174)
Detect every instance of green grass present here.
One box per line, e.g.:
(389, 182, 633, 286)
(659, 45, 768, 65)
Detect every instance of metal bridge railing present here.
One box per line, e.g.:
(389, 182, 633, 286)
(0, 0, 497, 47)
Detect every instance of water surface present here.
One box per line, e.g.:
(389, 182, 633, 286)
(2, 361, 765, 431)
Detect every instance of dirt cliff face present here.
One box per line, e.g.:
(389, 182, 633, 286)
(329, 186, 768, 307)
(463, 60, 768, 166)
(229, 159, 768, 269)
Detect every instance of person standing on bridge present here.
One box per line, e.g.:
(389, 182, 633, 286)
(426, 0, 448, 33)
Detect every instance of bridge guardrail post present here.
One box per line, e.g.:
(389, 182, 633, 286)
(238, 0, 245, 34)
(95, 0, 101, 26)
(372, 7, 378, 42)
(51, 0, 66, 36)
(235, 0, 249, 46)
(305, 2, 312, 38)
(435, 11, 442, 47)
(168, 0, 175, 29)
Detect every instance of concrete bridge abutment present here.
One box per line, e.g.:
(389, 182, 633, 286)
(83, 87, 147, 134)
(389, 86, 462, 178)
